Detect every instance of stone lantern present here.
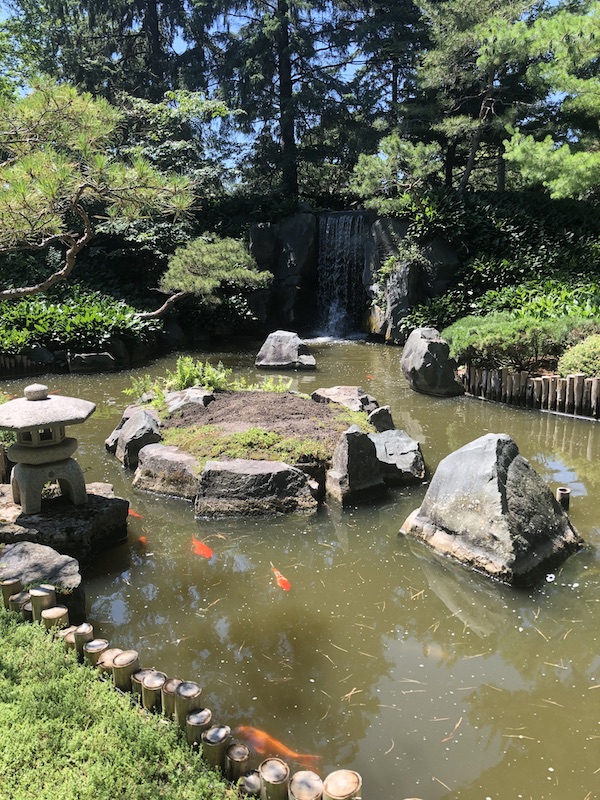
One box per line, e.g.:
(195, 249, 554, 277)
(0, 383, 96, 514)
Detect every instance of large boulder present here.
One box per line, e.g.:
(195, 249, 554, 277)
(401, 327, 464, 397)
(368, 429, 426, 485)
(133, 444, 200, 499)
(0, 482, 128, 565)
(326, 425, 386, 505)
(194, 459, 318, 516)
(0, 541, 86, 623)
(311, 386, 378, 414)
(255, 330, 316, 370)
(114, 408, 162, 469)
(400, 433, 583, 585)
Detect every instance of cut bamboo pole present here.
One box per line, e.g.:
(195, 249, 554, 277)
(532, 378, 543, 409)
(519, 371, 529, 404)
(175, 681, 203, 729)
(258, 757, 290, 800)
(97, 647, 124, 675)
(21, 601, 33, 622)
(1, 578, 22, 609)
(131, 668, 155, 701)
(592, 378, 600, 417)
(289, 770, 324, 800)
(112, 650, 140, 692)
(186, 708, 213, 746)
(201, 724, 231, 770)
(161, 678, 183, 718)
(556, 486, 571, 511)
(557, 378, 567, 412)
(239, 770, 262, 797)
(573, 373, 585, 415)
(141, 670, 168, 712)
(548, 376, 558, 411)
(584, 378, 592, 417)
(224, 742, 250, 782)
(541, 375, 550, 409)
(55, 624, 77, 650)
(500, 368, 509, 402)
(322, 770, 362, 800)
(566, 374, 575, 413)
(490, 369, 499, 401)
(29, 585, 56, 622)
(9, 590, 30, 613)
(73, 622, 94, 661)
(41, 605, 69, 630)
(83, 639, 110, 666)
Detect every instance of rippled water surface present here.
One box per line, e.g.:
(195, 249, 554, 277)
(6, 340, 599, 799)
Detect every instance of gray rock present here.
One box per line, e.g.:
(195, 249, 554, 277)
(0, 482, 128, 566)
(69, 352, 117, 373)
(26, 345, 55, 365)
(255, 330, 316, 370)
(114, 408, 162, 469)
(401, 327, 464, 397)
(368, 405, 395, 432)
(400, 433, 583, 585)
(105, 403, 152, 454)
(368, 429, 426, 484)
(0, 541, 86, 623)
(195, 459, 318, 517)
(164, 388, 215, 414)
(311, 386, 378, 414)
(326, 425, 386, 505)
(133, 444, 200, 499)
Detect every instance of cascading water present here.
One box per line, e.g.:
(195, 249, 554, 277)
(316, 212, 369, 337)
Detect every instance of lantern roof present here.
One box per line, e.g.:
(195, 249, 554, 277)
(0, 384, 96, 431)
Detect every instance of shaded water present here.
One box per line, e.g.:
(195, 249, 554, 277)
(5, 341, 599, 799)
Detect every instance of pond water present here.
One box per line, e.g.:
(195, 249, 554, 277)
(5, 339, 599, 799)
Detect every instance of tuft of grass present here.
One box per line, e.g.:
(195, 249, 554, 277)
(0, 610, 235, 800)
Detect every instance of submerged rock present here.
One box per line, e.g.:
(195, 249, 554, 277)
(401, 327, 464, 397)
(326, 425, 386, 505)
(194, 459, 318, 516)
(400, 433, 583, 585)
(255, 330, 316, 370)
(368, 429, 426, 484)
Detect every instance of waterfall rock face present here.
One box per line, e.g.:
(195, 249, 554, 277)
(401, 328, 464, 397)
(255, 330, 316, 370)
(400, 433, 583, 585)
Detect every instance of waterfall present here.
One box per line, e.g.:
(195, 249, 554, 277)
(316, 212, 368, 337)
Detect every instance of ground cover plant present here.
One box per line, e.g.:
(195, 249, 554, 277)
(0, 610, 234, 800)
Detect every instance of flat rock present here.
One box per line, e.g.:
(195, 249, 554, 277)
(164, 388, 215, 414)
(401, 327, 464, 397)
(195, 458, 318, 517)
(400, 433, 583, 585)
(311, 386, 378, 414)
(133, 443, 200, 499)
(255, 330, 316, 370)
(0, 482, 128, 565)
(368, 429, 426, 484)
(0, 541, 86, 623)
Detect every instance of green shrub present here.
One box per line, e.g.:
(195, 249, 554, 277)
(558, 335, 600, 377)
(164, 356, 232, 391)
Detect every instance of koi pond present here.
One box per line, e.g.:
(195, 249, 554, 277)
(5, 339, 599, 799)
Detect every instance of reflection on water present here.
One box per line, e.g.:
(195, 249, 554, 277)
(4, 340, 599, 799)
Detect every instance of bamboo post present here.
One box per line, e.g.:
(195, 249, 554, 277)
(519, 371, 529, 405)
(141, 670, 168, 712)
(55, 624, 77, 650)
(238, 770, 262, 797)
(9, 590, 30, 613)
(131, 668, 155, 702)
(468, 365, 476, 394)
(592, 378, 600, 417)
(41, 605, 69, 630)
(258, 757, 290, 800)
(1, 578, 22, 609)
(573, 373, 585, 415)
(186, 708, 213, 746)
(584, 379, 592, 417)
(541, 375, 550, 409)
(29, 585, 56, 622)
(500, 368, 508, 402)
(322, 770, 362, 800)
(161, 677, 183, 718)
(565, 374, 575, 414)
(73, 622, 94, 661)
(83, 639, 110, 667)
(556, 378, 567, 412)
(112, 650, 140, 692)
(97, 647, 124, 676)
(64, 629, 77, 652)
(224, 742, 250, 782)
(201, 725, 232, 770)
(490, 369, 499, 401)
(289, 770, 324, 800)
(175, 681, 203, 729)
(556, 487, 571, 511)
(21, 601, 34, 622)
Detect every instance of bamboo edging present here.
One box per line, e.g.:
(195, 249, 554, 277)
(462, 368, 600, 421)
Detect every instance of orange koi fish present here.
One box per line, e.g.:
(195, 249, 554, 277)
(365, 374, 374, 380)
(270, 562, 291, 591)
(137, 535, 148, 546)
(128, 508, 143, 519)
(235, 726, 320, 765)
(192, 537, 213, 559)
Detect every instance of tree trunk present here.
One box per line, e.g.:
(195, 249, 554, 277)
(497, 141, 506, 192)
(390, 58, 399, 125)
(458, 69, 495, 196)
(275, 0, 299, 198)
(444, 141, 456, 188)
(144, 0, 164, 98)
